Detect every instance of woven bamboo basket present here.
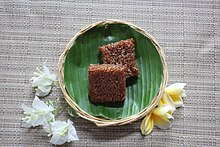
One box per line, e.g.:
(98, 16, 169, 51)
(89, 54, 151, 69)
(58, 20, 168, 127)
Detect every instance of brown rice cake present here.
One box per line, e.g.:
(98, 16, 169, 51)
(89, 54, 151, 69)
(88, 64, 126, 103)
(99, 38, 140, 78)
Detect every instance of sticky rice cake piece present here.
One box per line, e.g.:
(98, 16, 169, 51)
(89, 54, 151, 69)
(99, 38, 140, 78)
(88, 64, 126, 103)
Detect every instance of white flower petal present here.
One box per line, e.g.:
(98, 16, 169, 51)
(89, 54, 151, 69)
(174, 101, 184, 108)
(38, 85, 51, 93)
(165, 113, 174, 119)
(165, 83, 186, 108)
(140, 113, 154, 135)
(32, 74, 53, 86)
(49, 119, 78, 145)
(22, 96, 55, 128)
(51, 74, 57, 81)
(51, 121, 67, 132)
(44, 113, 55, 123)
(22, 110, 54, 128)
(31, 116, 45, 127)
(30, 61, 57, 97)
(67, 120, 79, 141)
(165, 83, 186, 96)
(33, 67, 43, 76)
(30, 77, 37, 83)
(182, 90, 186, 97)
(161, 93, 176, 114)
(50, 134, 68, 145)
(153, 115, 172, 129)
(22, 103, 34, 113)
(22, 117, 35, 128)
(32, 96, 50, 110)
(43, 62, 50, 75)
(68, 133, 79, 142)
(153, 104, 174, 116)
(43, 123, 52, 134)
(67, 119, 73, 125)
(22, 121, 33, 128)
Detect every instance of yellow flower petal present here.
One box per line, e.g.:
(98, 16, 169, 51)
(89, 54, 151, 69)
(165, 83, 186, 96)
(140, 83, 186, 134)
(168, 94, 183, 108)
(169, 93, 183, 101)
(153, 115, 172, 129)
(165, 113, 174, 119)
(153, 104, 174, 116)
(182, 89, 186, 97)
(161, 93, 176, 114)
(140, 113, 154, 135)
(159, 100, 164, 106)
(165, 83, 186, 108)
(174, 101, 184, 108)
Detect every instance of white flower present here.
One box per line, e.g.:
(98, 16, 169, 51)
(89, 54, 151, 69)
(22, 96, 55, 128)
(30, 61, 57, 97)
(47, 119, 79, 145)
(165, 83, 186, 108)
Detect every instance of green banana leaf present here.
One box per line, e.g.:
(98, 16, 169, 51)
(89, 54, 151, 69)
(64, 23, 163, 120)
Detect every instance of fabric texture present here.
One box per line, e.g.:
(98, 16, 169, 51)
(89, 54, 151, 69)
(0, 0, 219, 146)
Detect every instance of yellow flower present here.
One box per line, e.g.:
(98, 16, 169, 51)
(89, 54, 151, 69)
(141, 104, 174, 135)
(165, 83, 186, 108)
(141, 83, 186, 135)
(160, 92, 176, 114)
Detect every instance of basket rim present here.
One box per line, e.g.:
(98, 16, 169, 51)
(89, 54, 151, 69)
(58, 19, 168, 127)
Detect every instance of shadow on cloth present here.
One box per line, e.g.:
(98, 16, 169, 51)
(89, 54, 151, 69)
(72, 117, 141, 140)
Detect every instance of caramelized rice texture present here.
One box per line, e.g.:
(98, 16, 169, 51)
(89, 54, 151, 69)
(99, 38, 140, 78)
(88, 64, 126, 103)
